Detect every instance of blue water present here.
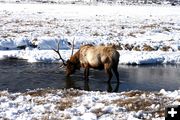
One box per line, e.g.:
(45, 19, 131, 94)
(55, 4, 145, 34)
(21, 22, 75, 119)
(0, 59, 180, 92)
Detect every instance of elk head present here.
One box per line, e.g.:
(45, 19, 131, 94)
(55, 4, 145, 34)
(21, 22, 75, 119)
(66, 59, 76, 76)
(53, 39, 78, 76)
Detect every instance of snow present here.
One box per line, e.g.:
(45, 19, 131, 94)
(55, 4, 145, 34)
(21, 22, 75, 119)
(0, 3, 180, 64)
(0, 88, 180, 120)
(0, 2, 180, 120)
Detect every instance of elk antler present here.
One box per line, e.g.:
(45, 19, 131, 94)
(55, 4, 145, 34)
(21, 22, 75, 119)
(52, 40, 66, 66)
(71, 38, 75, 56)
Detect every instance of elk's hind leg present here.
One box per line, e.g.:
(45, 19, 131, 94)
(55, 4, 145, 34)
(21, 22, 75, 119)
(84, 67, 89, 81)
(104, 64, 113, 83)
(112, 65, 119, 83)
(113, 68, 119, 83)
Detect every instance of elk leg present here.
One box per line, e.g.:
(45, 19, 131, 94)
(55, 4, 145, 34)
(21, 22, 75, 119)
(104, 64, 113, 83)
(84, 80, 90, 91)
(107, 69, 113, 83)
(107, 82, 112, 92)
(84, 68, 89, 81)
(112, 66, 119, 83)
(86, 68, 89, 80)
(84, 68, 87, 79)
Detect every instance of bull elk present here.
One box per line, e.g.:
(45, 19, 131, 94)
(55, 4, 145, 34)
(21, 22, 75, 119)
(53, 41, 120, 83)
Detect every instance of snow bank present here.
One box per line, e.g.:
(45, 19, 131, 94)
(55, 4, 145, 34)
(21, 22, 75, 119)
(120, 51, 180, 64)
(1, 49, 180, 64)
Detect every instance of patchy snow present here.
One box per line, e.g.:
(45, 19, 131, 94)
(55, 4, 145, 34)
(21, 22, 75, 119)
(0, 3, 180, 64)
(0, 88, 180, 120)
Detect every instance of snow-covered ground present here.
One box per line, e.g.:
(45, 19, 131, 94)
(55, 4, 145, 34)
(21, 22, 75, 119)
(0, 88, 180, 120)
(0, 3, 180, 120)
(0, 3, 180, 64)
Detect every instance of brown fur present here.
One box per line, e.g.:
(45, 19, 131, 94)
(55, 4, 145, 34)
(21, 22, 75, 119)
(66, 44, 120, 83)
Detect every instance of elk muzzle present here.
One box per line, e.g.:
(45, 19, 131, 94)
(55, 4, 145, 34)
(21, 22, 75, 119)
(66, 70, 71, 77)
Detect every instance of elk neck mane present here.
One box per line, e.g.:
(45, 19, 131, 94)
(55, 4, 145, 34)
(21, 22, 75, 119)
(69, 44, 94, 68)
(69, 50, 81, 69)
(69, 44, 93, 63)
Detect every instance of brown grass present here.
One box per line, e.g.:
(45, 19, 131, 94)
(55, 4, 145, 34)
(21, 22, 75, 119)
(140, 24, 159, 29)
(111, 91, 166, 118)
(127, 32, 136, 38)
(162, 27, 171, 32)
(121, 90, 145, 97)
(24, 89, 83, 111)
(24, 89, 54, 97)
(124, 43, 134, 51)
(160, 46, 172, 51)
(112, 97, 165, 118)
(112, 97, 151, 111)
(55, 98, 73, 111)
(92, 32, 100, 36)
(143, 44, 155, 51)
(106, 43, 123, 50)
(133, 45, 141, 51)
(61, 89, 83, 97)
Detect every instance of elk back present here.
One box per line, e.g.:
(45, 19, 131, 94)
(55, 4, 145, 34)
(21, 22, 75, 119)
(79, 45, 119, 69)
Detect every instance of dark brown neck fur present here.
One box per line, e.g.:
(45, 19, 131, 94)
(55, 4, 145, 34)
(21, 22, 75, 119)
(69, 50, 81, 69)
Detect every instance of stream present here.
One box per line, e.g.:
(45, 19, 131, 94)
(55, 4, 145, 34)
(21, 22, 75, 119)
(0, 59, 180, 92)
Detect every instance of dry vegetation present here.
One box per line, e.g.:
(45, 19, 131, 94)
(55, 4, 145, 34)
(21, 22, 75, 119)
(0, 8, 180, 52)
(0, 88, 179, 119)
(111, 90, 172, 118)
(24, 88, 83, 111)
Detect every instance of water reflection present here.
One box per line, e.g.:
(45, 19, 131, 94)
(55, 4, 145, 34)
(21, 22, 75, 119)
(0, 60, 180, 93)
(107, 83, 120, 92)
(119, 65, 180, 91)
(65, 75, 119, 92)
